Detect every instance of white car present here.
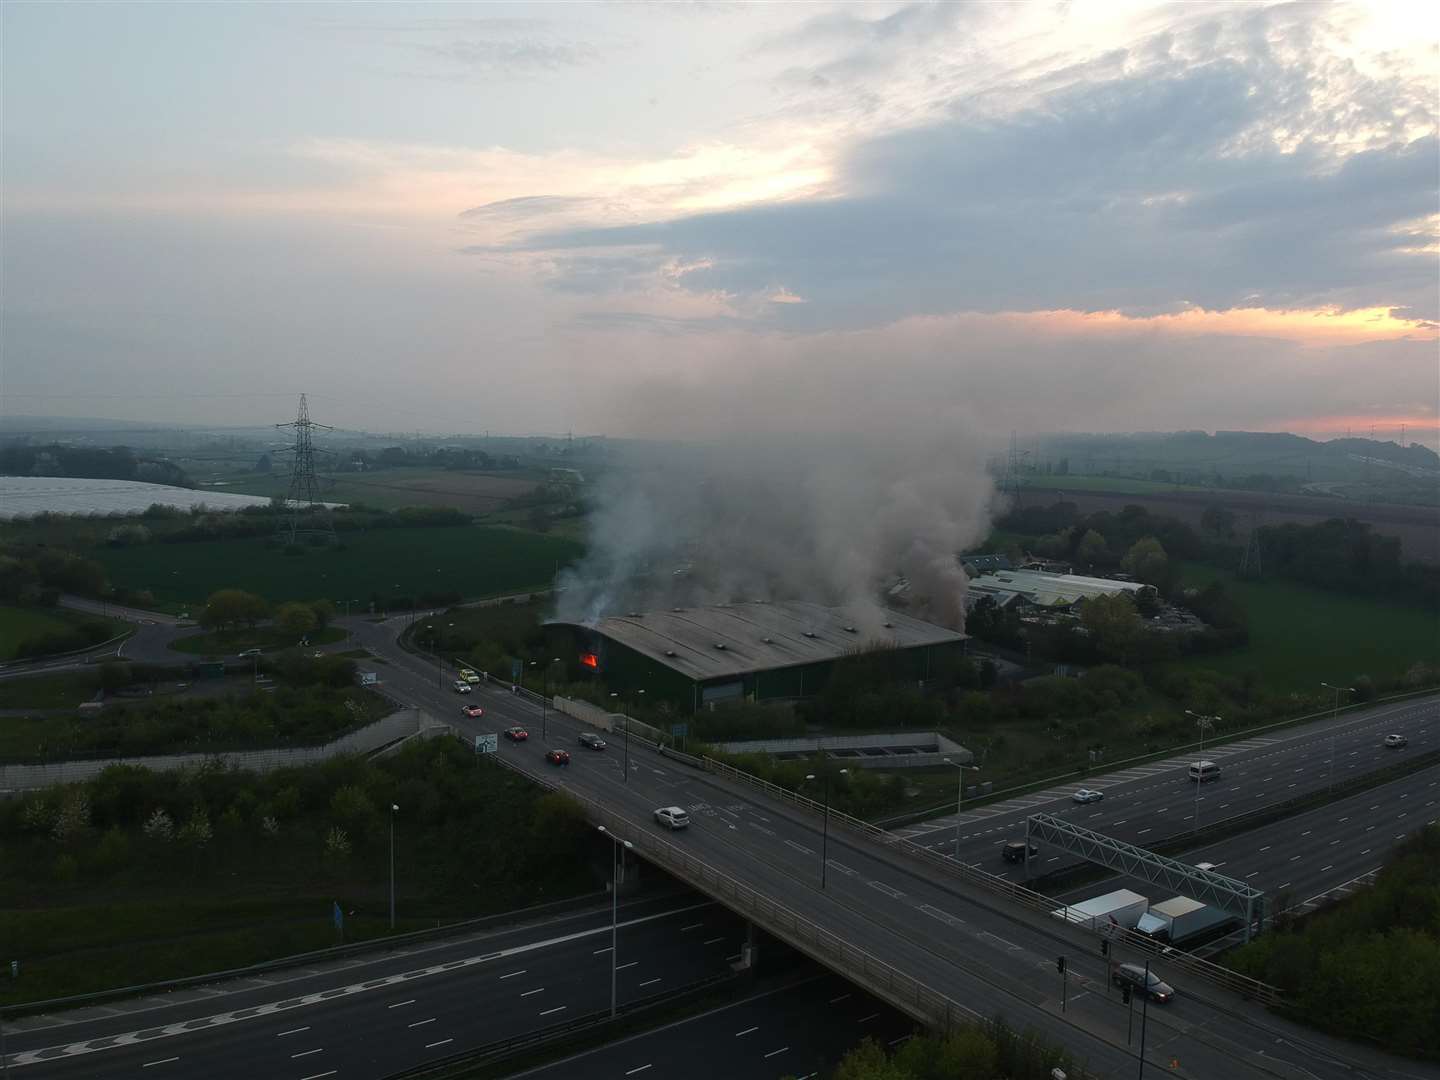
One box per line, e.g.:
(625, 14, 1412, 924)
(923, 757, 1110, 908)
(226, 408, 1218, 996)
(452, 680, 472, 694)
(1072, 788, 1104, 804)
(653, 806, 690, 830)
(1383, 733, 1407, 748)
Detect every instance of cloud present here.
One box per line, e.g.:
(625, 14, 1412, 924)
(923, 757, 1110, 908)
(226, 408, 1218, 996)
(518, 7, 1437, 328)
(418, 36, 600, 77)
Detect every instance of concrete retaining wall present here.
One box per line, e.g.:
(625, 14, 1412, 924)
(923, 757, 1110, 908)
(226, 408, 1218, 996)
(553, 696, 667, 744)
(714, 731, 973, 771)
(0, 709, 427, 793)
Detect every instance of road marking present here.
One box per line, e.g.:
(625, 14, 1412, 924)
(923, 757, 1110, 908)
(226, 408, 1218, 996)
(617, 961, 638, 970)
(784, 840, 814, 855)
(1300, 830, 1311, 836)
(540, 1006, 567, 1016)
(278, 1026, 312, 1035)
(409, 1018, 436, 1028)
(736, 1026, 759, 1036)
(626, 1066, 653, 1075)
(521, 988, 545, 997)
(704, 936, 724, 945)
(867, 880, 904, 898)
(1321, 865, 1333, 872)
(592, 946, 612, 954)
(918, 903, 965, 927)
(292, 1048, 323, 1058)
(639, 978, 661, 987)
(681, 923, 703, 931)
(1361, 848, 1371, 855)
(858, 1012, 880, 1022)
(827, 860, 856, 876)
(1113, 819, 1128, 826)
(143, 1060, 179, 1069)
(1278, 882, 1290, 889)
(1329, 839, 1339, 845)
(764, 1047, 790, 1058)
(300, 1073, 336, 1080)
(1259, 845, 1270, 852)
(829, 994, 851, 1004)
(1137, 828, 1151, 835)
(1290, 855, 1301, 861)
(426, 1039, 453, 1049)
(500, 970, 527, 978)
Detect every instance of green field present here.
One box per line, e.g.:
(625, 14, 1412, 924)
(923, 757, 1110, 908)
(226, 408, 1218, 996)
(91, 526, 584, 609)
(1174, 564, 1439, 691)
(1017, 474, 1213, 496)
(217, 467, 539, 513)
(0, 606, 74, 661)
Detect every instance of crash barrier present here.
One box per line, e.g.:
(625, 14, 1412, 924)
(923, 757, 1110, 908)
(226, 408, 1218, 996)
(699, 756, 1284, 1007)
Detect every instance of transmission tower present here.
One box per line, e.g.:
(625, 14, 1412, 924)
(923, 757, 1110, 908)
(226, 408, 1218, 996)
(998, 432, 1029, 508)
(1239, 510, 1264, 579)
(274, 394, 335, 546)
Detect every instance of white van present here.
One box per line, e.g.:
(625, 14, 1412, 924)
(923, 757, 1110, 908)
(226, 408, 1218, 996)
(1189, 761, 1221, 783)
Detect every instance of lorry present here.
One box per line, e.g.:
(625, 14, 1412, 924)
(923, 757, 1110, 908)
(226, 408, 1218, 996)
(1136, 895, 1238, 947)
(1051, 889, 1148, 932)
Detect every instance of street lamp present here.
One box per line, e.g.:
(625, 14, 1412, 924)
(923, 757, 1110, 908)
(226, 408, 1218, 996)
(1320, 682, 1355, 792)
(942, 757, 981, 860)
(597, 826, 634, 1017)
(389, 803, 399, 930)
(1184, 710, 1221, 832)
(426, 624, 443, 689)
(803, 768, 848, 889)
(611, 689, 641, 782)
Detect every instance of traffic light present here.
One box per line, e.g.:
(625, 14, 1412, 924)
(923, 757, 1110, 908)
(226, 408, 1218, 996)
(1121, 982, 1132, 1005)
(1100, 939, 1110, 957)
(1056, 955, 1067, 975)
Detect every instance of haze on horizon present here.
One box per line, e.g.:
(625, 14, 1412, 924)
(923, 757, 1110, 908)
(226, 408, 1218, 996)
(2, 1, 1437, 449)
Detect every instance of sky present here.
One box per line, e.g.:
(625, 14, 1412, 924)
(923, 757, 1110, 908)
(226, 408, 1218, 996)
(2, 1, 1437, 448)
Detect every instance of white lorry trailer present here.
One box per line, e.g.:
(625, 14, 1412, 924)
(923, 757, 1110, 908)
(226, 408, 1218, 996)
(1135, 895, 1238, 946)
(1052, 889, 1149, 931)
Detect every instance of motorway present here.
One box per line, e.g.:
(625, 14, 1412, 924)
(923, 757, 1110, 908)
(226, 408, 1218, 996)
(897, 694, 1436, 883)
(7, 894, 751, 1079)
(333, 618, 1438, 1080)
(9, 611, 1440, 1079)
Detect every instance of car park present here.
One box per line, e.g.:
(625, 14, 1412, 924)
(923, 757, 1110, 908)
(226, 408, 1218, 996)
(452, 680, 472, 694)
(461, 704, 485, 718)
(578, 732, 607, 750)
(1002, 840, 1038, 863)
(653, 806, 690, 830)
(1383, 734, 1408, 748)
(1112, 963, 1175, 1003)
(503, 726, 529, 741)
(1072, 788, 1104, 803)
(545, 749, 571, 766)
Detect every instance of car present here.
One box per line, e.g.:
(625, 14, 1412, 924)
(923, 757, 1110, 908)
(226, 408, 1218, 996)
(1072, 788, 1104, 804)
(578, 732, 607, 750)
(545, 749, 571, 766)
(458, 669, 481, 685)
(1194, 861, 1220, 872)
(653, 806, 690, 830)
(1112, 963, 1175, 1003)
(238, 648, 262, 658)
(461, 704, 485, 718)
(452, 680, 472, 694)
(503, 726, 529, 742)
(1002, 840, 1038, 864)
(1383, 734, 1408, 748)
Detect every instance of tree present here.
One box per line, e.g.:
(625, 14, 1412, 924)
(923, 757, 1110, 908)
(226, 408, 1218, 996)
(1201, 504, 1235, 538)
(1080, 593, 1143, 665)
(202, 588, 270, 631)
(98, 661, 133, 693)
(1121, 536, 1170, 587)
(308, 599, 336, 631)
(51, 790, 92, 845)
(277, 601, 319, 639)
(1076, 528, 1108, 566)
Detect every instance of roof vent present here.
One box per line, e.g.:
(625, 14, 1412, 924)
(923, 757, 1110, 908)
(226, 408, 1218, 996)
(627, 611, 642, 618)
(762, 636, 774, 644)
(664, 649, 677, 657)
(844, 625, 857, 633)
(713, 642, 727, 650)
(672, 607, 683, 612)
(803, 631, 817, 638)
(883, 621, 894, 628)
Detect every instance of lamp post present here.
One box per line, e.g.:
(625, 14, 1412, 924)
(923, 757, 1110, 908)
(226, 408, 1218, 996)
(1320, 682, 1355, 792)
(803, 769, 848, 889)
(611, 690, 639, 782)
(427, 624, 442, 689)
(388, 803, 399, 930)
(942, 757, 980, 860)
(1184, 710, 1220, 832)
(597, 826, 633, 1017)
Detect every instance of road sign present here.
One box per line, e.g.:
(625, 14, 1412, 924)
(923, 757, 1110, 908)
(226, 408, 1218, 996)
(475, 733, 498, 755)
(360, 671, 378, 686)
(670, 723, 688, 738)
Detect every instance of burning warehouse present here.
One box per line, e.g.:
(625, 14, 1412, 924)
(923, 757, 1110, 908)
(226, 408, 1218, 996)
(544, 600, 967, 713)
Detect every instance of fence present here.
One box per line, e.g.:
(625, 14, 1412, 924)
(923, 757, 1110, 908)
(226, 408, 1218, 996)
(699, 756, 1284, 1006)
(0, 708, 429, 792)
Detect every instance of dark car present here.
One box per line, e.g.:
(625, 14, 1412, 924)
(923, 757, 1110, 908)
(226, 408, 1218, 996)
(503, 726, 529, 742)
(1002, 841, 1038, 864)
(1112, 963, 1175, 1003)
(578, 732, 607, 750)
(545, 749, 571, 766)
(460, 704, 485, 718)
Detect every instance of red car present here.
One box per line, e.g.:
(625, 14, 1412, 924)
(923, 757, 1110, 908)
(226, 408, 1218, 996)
(545, 749, 571, 766)
(503, 726, 529, 742)
(460, 704, 485, 718)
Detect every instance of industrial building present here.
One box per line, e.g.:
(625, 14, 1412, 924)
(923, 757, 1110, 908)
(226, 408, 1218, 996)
(966, 568, 1157, 609)
(545, 600, 967, 712)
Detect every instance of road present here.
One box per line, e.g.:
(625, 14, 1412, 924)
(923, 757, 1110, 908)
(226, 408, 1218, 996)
(897, 694, 1436, 881)
(510, 970, 913, 1080)
(7, 894, 750, 1080)
(336, 617, 1438, 1080)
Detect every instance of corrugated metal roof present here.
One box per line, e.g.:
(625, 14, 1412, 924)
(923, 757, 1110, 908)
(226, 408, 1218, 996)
(973, 569, 1152, 607)
(546, 600, 966, 682)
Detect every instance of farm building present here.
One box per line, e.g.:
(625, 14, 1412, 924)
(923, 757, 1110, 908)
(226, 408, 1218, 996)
(545, 600, 967, 712)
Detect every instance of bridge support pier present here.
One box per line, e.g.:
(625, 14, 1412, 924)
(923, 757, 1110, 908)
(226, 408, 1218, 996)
(735, 921, 759, 972)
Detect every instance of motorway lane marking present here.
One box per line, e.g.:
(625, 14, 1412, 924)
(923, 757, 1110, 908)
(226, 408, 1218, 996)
(142, 1059, 179, 1068)
(426, 1039, 454, 1049)
(278, 1026, 311, 1035)
(521, 988, 545, 997)
(625, 1066, 653, 1075)
(388, 999, 417, 1007)
(827, 860, 857, 876)
(291, 1048, 323, 1058)
(784, 839, 814, 855)
(501, 968, 528, 976)
(540, 1006, 567, 1016)
(828, 994, 850, 1004)
(617, 961, 638, 970)
(764, 1046, 790, 1058)
(867, 880, 904, 899)
(918, 904, 965, 927)
(1321, 865, 1333, 872)
(736, 1026, 759, 1036)
(409, 1018, 436, 1027)
(858, 1013, 881, 1022)
(299, 1072, 336, 1080)
(704, 937, 724, 945)
(681, 923, 703, 931)
(639, 978, 661, 987)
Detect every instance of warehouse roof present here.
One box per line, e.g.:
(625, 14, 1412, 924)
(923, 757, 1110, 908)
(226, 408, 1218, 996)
(971, 569, 1155, 608)
(547, 600, 966, 682)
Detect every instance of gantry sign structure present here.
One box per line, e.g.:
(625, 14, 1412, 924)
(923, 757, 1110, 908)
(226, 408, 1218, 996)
(1024, 812, 1265, 941)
